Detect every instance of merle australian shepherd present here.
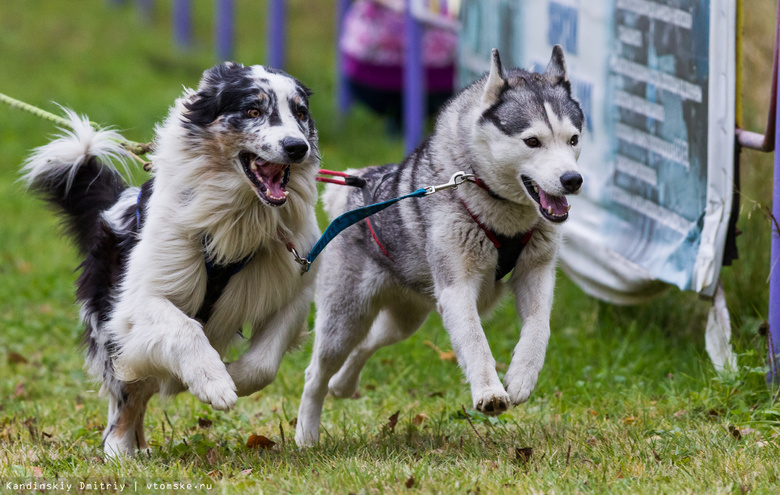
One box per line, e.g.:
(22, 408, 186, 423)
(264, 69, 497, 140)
(21, 62, 320, 456)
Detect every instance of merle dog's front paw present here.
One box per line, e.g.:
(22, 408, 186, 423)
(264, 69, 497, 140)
(472, 386, 510, 416)
(503, 362, 540, 405)
(187, 371, 237, 411)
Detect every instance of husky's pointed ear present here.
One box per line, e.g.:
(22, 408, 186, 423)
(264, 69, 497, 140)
(482, 49, 507, 105)
(544, 45, 569, 86)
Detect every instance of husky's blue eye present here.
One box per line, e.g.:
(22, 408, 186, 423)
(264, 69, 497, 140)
(570, 135, 579, 146)
(524, 137, 541, 148)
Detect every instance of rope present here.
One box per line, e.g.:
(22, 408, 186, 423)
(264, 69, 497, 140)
(0, 92, 152, 158)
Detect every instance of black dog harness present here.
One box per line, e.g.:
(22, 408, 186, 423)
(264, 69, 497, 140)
(135, 180, 252, 324)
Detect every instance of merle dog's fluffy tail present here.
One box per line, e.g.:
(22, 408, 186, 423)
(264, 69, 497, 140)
(22, 109, 131, 254)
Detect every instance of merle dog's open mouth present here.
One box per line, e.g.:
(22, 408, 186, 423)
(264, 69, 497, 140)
(239, 151, 291, 206)
(522, 175, 570, 223)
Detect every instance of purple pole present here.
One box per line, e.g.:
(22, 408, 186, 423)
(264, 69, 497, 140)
(770, 56, 780, 383)
(336, 0, 353, 114)
(173, 0, 192, 48)
(268, 0, 286, 69)
(216, 0, 235, 61)
(404, 0, 426, 154)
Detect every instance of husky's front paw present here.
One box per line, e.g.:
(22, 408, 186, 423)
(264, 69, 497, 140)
(472, 386, 510, 416)
(503, 362, 540, 405)
(186, 371, 238, 411)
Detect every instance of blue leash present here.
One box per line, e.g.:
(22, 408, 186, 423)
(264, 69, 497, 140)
(291, 171, 475, 273)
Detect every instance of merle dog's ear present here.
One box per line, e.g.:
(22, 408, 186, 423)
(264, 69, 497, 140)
(184, 61, 245, 126)
(482, 48, 507, 105)
(544, 45, 569, 86)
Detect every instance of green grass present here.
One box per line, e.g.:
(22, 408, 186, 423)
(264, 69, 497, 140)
(1, 1, 779, 493)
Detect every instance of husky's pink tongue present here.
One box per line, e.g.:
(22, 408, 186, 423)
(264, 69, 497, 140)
(539, 189, 569, 215)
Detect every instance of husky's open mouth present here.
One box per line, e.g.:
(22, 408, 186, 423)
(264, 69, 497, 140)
(239, 151, 291, 206)
(522, 175, 570, 223)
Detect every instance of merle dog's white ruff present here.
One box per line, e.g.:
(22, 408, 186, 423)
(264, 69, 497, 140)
(22, 63, 320, 456)
(296, 47, 584, 447)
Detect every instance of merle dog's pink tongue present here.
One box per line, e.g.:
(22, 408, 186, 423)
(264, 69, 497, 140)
(539, 189, 569, 215)
(256, 161, 287, 197)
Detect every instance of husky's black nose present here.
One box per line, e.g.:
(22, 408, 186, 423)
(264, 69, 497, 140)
(282, 138, 309, 162)
(560, 172, 583, 193)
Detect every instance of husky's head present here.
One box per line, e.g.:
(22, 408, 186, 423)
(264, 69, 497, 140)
(181, 62, 318, 207)
(473, 46, 583, 223)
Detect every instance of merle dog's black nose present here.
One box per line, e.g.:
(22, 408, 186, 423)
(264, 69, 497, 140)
(282, 138, 308, 162)
(560, 172, 583, 193)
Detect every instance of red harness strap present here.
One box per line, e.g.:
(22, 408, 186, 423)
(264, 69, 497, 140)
(460, 199, 534, 279)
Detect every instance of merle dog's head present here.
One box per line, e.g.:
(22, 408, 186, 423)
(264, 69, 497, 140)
(181, 62, 317, 207)
(474, 46, 584, 223)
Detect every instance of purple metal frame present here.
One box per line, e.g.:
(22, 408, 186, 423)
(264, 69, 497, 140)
(336, 0, 353, 113)
(172, 0, 191, 48)
(216, 0, 234, 60)
(268, 0, 286, 69)
(404, 0, 425, 154)
(736, 1, 780, 383)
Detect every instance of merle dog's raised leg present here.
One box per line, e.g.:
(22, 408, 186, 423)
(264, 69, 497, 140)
(227, 290, 313, 396)
(111, 296, 238, 412)
(295, 276, 378, 447)
(328, 299, 429, 399)
(436, 280, 510, 416)
(102, 379, 158, 457)
(503, 241, 557, 404)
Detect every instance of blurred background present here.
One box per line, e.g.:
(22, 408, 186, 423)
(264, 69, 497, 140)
(0, 0, 777, 461)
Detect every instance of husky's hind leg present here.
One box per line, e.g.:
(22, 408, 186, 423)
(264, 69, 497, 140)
(102, 379, 158, 457)
(295, 281, 379, 447)
(328, 299, 428, 398)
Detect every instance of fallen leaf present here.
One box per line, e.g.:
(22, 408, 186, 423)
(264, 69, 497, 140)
(75, 404, 84, 411)
(652, 449, 661, 462)
(673, 410, 686, 418)
(587, 436, 597, 446)
(404, 476, 415, 488)
(13, 383, 26, 397)
(622, 416, 638, 425)
(413, 413, 429, 426)
(423, 341, 457, 363)
(739, 427, 756, 436)
(729, 424, 742, 440)
(15, 260, 32, 274)
(240, 468, 253, 476)
(246, 434, 276, 449)
(515, 446, 533, 465)
(589, 410, 598, 417)
(206, 470, 221, 479)
(7, 352, 28, 365)
(198, 417, 213, 429)
(385, 410, 400, 433)
(205, 448, 217, 464)
(33, 466, 43, 478)
(289, 417, 298, 429)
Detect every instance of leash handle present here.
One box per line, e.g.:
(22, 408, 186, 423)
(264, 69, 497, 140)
(303, 187, 428, 271)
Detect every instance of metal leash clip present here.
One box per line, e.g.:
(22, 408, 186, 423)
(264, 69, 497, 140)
(424, 171, 477, 195)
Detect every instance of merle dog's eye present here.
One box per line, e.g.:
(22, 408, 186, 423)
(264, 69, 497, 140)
(247, 108, 261, 118)
(296, 108, 308, 121)
(524, 137, 541, 148)
(570, 135, 579, 146)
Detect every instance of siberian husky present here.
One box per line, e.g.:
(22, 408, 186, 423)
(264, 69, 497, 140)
(296, 46, 584, 446)
(22, 62, 320, 456)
